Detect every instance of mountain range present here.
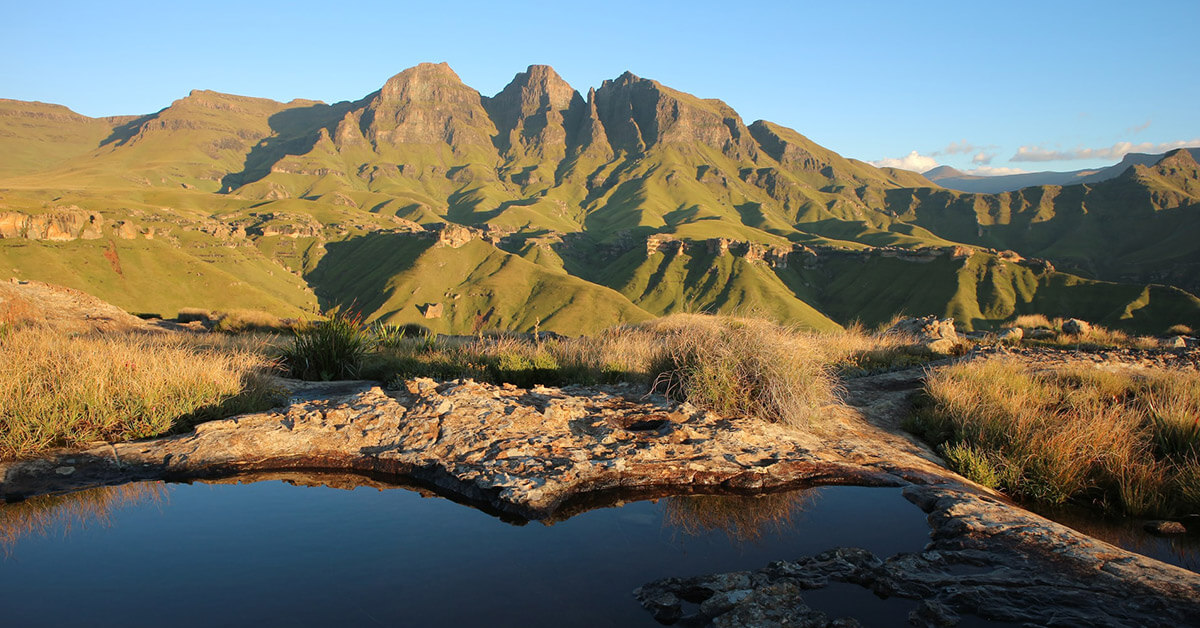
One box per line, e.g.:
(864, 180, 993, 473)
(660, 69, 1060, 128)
(1, 63, 1198, 334)
(925, 148, 1200, 194)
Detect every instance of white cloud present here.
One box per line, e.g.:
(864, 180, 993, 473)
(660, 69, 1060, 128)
(940, 140, 979, 155)
(1125, 120, 1151, 135)
(1012, 139, 1200, 162)
(871, 150, 939, 173)
(963, 166, 1029, 176)
(971, 151, 995, 165)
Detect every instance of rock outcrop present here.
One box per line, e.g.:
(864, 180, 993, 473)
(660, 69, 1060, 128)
(1063, 318, 1092, 335)
(0, 209, 104, 240)
(886, 316, 962, 356)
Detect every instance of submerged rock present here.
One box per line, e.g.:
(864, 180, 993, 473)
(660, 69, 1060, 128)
(636, 486, 1200, 626)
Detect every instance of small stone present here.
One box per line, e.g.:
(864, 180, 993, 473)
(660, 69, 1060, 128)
(1162, 336, 1187, 349)
(55, 466, 75, 475)
(699, 589, 752, 616)
(1144, 520, 1187, 535)
(639, 591, 682, 623)
(1062, 318, 1092, 335)
(998, 327, 1024, 343)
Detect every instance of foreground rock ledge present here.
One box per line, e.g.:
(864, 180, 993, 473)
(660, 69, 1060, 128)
(3, 370, 1199, 625)
(0, 373, 949, 517)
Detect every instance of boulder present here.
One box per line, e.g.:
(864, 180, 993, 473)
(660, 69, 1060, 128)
(1062, 318, 1092, 335)
(886, 316, 961, 356)
(1144, 520, 1187, 535)
(1162, 336, 1187, 349)
(998, 327, 1024, 343)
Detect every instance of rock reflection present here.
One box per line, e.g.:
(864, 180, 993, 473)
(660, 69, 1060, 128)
(663, 488, 814, 543)
(1, 483, 166, 552)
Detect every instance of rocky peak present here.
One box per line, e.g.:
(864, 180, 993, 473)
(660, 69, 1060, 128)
(594, 72, 758, 159)
(377, 62, 469, 103)
(923, 165, 966, 180)
(363, 62, 496, 151)
(1152, 147, 1200, 173)
(484, 65, 583, 160)
(488, 65, 577, 119)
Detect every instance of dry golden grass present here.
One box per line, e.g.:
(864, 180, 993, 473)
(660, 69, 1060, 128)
(1005, 316, 1159, 350)
(368, 314, 922, 428)
(1168, 324, 1194, 336)
(0, 292, 37, 328)
(642, 315, 835, 427)
(910, 358, 1200, 516)
(212, 309, 293, 333)
(0, 326, 281, 459)
(1010, 313, 1054, 329)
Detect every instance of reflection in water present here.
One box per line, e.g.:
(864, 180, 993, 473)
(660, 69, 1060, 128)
(663, 489, 815, 543)
(0, 483, 166, 552)
(1035, 504, 1200, 573)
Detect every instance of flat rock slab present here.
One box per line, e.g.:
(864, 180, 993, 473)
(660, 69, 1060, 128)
(0, 373, 949, 518)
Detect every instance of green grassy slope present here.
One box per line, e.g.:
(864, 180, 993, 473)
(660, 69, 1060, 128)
(0, 100, 124, 178)
(2, 64, 1198, 335)
(305, 234, 653, 334)
(0, 237, 316, 317)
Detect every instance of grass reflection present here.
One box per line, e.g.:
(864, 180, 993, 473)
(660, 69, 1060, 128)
(663, 489, 814, 543)
(1, 483, 167, 553)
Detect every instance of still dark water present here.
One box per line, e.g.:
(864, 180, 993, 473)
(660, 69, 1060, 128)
(0, 479, 933, 627)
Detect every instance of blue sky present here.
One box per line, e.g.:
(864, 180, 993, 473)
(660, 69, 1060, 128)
(2, 0, 1196, 175)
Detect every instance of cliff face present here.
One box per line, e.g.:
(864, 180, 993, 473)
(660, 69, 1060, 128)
(0, 210, 105, 241)
(592, 71, 759, 160)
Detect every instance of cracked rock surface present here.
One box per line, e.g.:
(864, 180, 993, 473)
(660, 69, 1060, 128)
(1, 370, 946, 518)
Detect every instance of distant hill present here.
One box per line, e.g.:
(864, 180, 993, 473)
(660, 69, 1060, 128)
(926, 148, 1200, 194)
(2, 64, 1198, 334)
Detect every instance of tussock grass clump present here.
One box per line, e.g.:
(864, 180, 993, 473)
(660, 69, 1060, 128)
(367, 314, 869, 427)
(212, 309, 293, 334)
(645, 315, 834, 427)
(283, 311, 373, 381)
(0, 326, 280, 460)
(1004, 316, 1158, 350)
(1167, 324, 1194, 336)
(1010, 314, 1055, 329)
(908, 359, 1200, 516)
